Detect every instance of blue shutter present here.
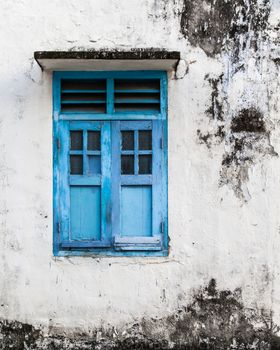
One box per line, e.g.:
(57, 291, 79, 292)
(57, 121, 111, 249)
(112, 120, 165, 251)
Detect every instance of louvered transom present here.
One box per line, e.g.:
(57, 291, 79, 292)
(59, 76, 162, 115)
(61, 79, 106, 113)
(114, 79, 160, 113)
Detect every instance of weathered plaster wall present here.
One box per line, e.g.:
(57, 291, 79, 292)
(0, 0, 280, 348)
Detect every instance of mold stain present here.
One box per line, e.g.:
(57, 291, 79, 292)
(180, 0, 236, 57)
(231, 108, 266, 133)
(1, 279, 280, 349)
(220, 107, 277, 201)
(206, 75, 224, 121)
(196, 74, 225, 149)
(187, 0, 277, 200)
(198, 76, 278, 200)
(180, 0, 271, 58)
(0, 320, 41, 350)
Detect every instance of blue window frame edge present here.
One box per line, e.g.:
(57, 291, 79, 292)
(53, 71, 168, 257)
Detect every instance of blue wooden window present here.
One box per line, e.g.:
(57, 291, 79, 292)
(53, 71, 168, 256)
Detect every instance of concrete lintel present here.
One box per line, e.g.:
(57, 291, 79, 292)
(34, 50, 180, 71)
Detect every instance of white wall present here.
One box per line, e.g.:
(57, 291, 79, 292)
(0, 0, 280, 346)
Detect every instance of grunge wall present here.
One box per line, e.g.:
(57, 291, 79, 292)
(0, 0, 280, 348)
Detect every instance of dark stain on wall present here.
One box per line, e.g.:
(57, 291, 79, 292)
(219, 107, 277, 200)
(189, 0, 275, 200)
(0, 320, 41, 349)
(1, 279, 280, 350)
(205, 74, 224, 121)
(180, 0, 271, 57)
(180, 0, 236, 57)
(196, 74, 225, 149)
(197, 126, 225, 149)
(197, 88, 277, 199)
(231, 108, 266, 133)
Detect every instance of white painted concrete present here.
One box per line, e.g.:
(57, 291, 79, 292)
(0, 0, 279, 335)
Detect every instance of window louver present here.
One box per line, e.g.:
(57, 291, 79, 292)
(114, 79, 160, 113)
(61, 79, 106, 113)
(60, 78, 161, 114)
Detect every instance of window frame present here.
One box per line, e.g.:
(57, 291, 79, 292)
(53, 71, 168, 257)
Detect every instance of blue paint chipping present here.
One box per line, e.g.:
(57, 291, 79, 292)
(53, 71, 168, 256)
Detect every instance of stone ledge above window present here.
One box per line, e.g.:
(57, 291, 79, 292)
(34, 49, 180, 71)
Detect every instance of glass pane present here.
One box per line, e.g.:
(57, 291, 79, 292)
(139, 131, 152, 150)
(88, 156, 101, 175)
(121, 155, 134, 174)
(121, 131, 134, 150)
(70, 155, 83, 174)
(70, 131, 83, 150)
(139, 155, 152, 174)
(88, 131, 100, 150)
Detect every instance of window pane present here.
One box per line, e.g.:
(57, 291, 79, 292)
(88, 156, 101, 175)
(70, 155, 83, 174)
(139, 131, 152, 150)
(88, 131, 100, 150)
(121, 131, 134, 150)
(70, 131, 83, 150)
(139, 155, 152, 174)
(121, 155, 134, 174)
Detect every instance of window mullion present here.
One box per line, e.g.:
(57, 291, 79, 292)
(107, 78, 114, 114)
(134, 131, 139, 175)
(83, 129, 88, 175)
(111, 121, 121, 240)
(100, 121, 112, 242)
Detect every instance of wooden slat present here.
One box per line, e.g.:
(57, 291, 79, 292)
(61, 100, 106, 104)
(69, 175, 101, 186)
(115, 99, 160, 104)
(114, 235, 161, 251)
(60, 240, 111, 248)
(60, 113, 161, 120)
(114, 89, 159, 93)
(62, 89, 106, 93)
(120, 120, 152, 129)
(114, 235, 160, 244)
(120, 175, 152, 185)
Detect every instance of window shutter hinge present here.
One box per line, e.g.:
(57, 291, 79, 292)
(160, 137, 164, 149)
(57, 138, 61, 150)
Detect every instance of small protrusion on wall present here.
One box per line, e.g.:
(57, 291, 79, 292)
(175, 59, 189, 79)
